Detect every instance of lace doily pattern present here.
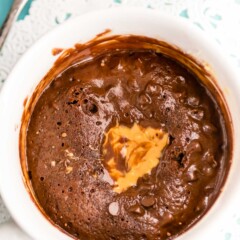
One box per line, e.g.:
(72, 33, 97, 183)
(0, 0, 239, 86)
(0, 1, 240, 239)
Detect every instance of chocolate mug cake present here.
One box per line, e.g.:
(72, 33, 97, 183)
(21, 35, 232, 240)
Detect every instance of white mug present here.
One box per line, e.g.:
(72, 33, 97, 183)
(0, 8, 239, 240)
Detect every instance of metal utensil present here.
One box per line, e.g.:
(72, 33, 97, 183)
(0, 0, 28, 49)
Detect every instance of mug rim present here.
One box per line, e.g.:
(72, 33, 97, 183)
(0, 7, 240, 240)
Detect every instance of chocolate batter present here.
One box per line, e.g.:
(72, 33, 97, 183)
(25, 37, 231, 240)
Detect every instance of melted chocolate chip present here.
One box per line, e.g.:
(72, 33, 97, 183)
(128, 204, 145, 215)
(140, 196, 156, 208)
(26, 41, 231, 240)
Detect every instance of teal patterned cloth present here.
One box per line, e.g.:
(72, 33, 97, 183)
(0, 0, 14, 28)
(0, 0, 33, 28)
(0, 1, 239, 240)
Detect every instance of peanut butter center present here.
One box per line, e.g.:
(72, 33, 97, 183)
(102, 123, 168, 193)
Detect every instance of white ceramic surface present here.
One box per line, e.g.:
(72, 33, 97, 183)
(0, 8, 240, 240)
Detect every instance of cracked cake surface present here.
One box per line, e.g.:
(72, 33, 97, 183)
(26, 46, 231, 240)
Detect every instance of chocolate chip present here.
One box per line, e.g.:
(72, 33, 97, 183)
(186, 165, 199, 182)
(195, 197, 208, 212)
(52, 102, 59, 110)
(186, 172, 198, 182)
(145, 82, 162, 95)
(187, 96, 200, 106)
(211, 159, 218, 168)
(203, 151, 218, 168)
(138, 93, 151, 106)
(204, 185, 214, 195)
(203, 123, 217, 134)
(128, 204, 145, 216)
(127, 79, 140, 92)
(188, 109, 204, 121)
(202, 165, 214, 176)
(140, 196, 156, 208)
(174, 75, 186, 84)
(160, 212, 174, 226)
(187, 140, 202, 153)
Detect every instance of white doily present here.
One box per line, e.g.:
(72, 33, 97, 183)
(0, 0, 240, 88)
(0, 0, 240, 239)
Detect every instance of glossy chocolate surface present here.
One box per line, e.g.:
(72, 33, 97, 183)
(24, 36, 232, 240)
